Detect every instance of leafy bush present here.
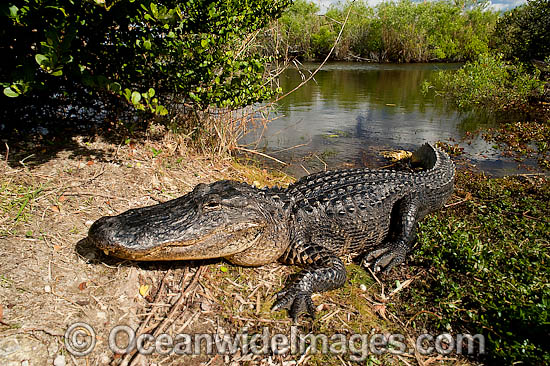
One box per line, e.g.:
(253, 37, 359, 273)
(409, 172, 550, 365)
(493, 0, 550, 63)
(424, 53, 544, 110)
(1, 0, 290, 131)
(311, 25, 336, 57)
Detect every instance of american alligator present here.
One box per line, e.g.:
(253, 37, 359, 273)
(88, 143, 454, 320)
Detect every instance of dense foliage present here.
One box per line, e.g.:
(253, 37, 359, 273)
(424, 53, 544, 110)
(493, 0, 550, 63)
(410, 172, 550, 365)
(262, 0, 498, 62)
(1, 0, 290, 132)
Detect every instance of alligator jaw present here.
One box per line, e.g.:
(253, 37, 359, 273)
(92, 221, 266, 261)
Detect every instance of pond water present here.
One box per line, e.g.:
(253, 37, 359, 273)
(241, 62, 530, 178)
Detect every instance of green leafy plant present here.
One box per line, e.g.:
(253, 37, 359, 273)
(1, 0, 290, 131)
(424, 53, 544, 110)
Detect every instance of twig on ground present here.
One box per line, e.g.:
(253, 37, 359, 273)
(445, 192, 472, 208)
(271, 139, 312, 154)
(234, 146, 287, 165)
(61, 191, 126, 200)
(313, 153, 328, 171)
(118, 270, 174, 366)
(388, 278, 414, 298)
(230, 315, 291, 324)
(406, 310, 442, 327)
(126, 266, 205, 366)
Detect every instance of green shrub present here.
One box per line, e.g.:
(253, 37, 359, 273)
(1, 0, 290, 131)
(311, 25, 336, 57)
(425, 53, 544, 110)
(408, 172, 550, 365)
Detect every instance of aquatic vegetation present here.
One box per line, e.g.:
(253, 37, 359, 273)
(424, 53, 544, 110)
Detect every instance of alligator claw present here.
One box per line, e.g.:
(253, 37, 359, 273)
(272, 288, 316, 321)
(365, 247, 390, 266)
(364, 242, 407, 273)
(374, 252, 403, 273)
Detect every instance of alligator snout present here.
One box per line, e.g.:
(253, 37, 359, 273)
(88, 180, 275, 261)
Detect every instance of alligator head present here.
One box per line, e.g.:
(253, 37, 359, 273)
(88, 180, 283, 261)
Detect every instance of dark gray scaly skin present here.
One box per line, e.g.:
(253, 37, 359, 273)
(88, 143, 455, 320)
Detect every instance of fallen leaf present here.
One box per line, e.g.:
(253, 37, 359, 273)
(78, 282, 87, 291)
(86, 160, 94, 166)
(53, 245, 61, 251)
(139, 284, 150, 297)
(50, 206, 60, 213)
(0, 304, 3, 322)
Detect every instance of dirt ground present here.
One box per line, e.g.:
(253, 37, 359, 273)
(0, 132, 475, 366)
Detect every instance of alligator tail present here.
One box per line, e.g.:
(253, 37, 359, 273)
(410, 142, 438, 170)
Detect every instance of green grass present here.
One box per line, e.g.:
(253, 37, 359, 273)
(0, 182, 43, 236)
(401, 171, 550, 365)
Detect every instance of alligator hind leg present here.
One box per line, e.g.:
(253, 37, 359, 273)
(365, 196, 420, 273)
(272, 242, 346, 321)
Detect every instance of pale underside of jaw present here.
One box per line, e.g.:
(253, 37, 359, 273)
(101, 222, 265, 261)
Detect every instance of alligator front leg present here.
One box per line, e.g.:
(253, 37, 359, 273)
(272, 243, 346, 321)
(366, 196, 420, 273)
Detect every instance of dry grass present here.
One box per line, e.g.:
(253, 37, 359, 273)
(0, 132, 475, 366)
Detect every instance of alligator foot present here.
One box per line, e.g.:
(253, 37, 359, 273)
(272, 286, 316, 322)
(364, 240, 408, 273)
(273, 244, 347, 320)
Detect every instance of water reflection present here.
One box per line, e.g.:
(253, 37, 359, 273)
(242, 62, 528, 177)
